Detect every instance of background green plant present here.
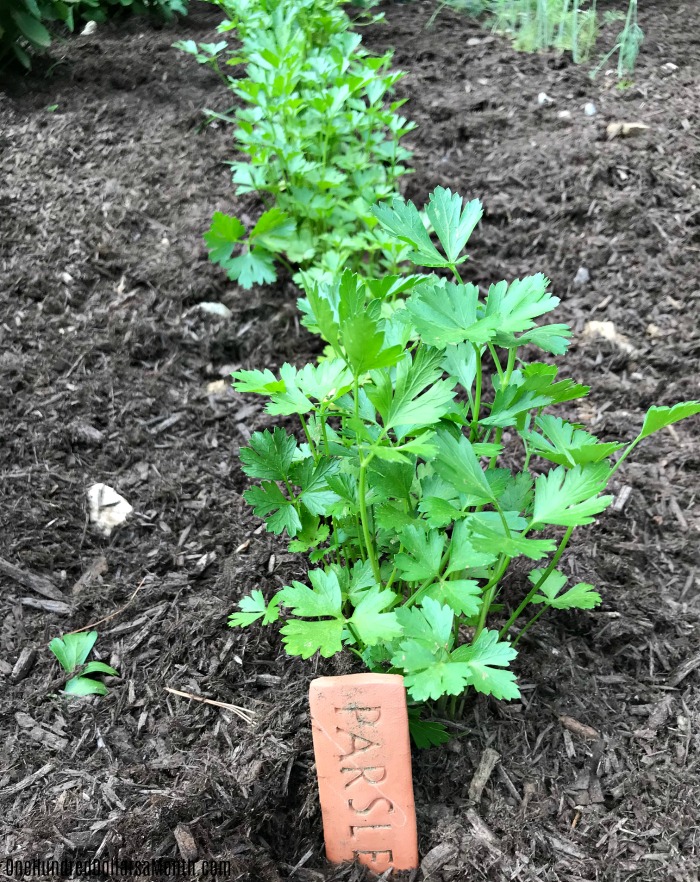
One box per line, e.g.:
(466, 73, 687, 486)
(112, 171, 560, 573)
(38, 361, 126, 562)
(1, 0, 187, 69)
(177, 0, 415, 288)
(228, 187, 700, 742)
(431, 0, 643, 77)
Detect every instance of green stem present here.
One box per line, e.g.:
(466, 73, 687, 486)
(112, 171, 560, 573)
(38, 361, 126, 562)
(609, 434, 643, 477)
(470, 344, 482, 441)
(358, 454, 381, 584)
(499, 525, 575, 639)
(299, 413, 318, 462)
(513, 605, 547, 647)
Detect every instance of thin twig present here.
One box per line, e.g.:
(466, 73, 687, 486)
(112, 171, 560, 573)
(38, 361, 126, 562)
(62, 578, 147, 636)
(164, 687, 255, 725)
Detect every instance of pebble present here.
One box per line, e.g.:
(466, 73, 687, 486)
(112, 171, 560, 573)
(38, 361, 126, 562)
(87, 484, 133, 536)
(573, 266, 590, 287)
(584, 102, 597, 116)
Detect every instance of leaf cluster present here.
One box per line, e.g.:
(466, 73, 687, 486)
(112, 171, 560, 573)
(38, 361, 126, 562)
(178, 0, 414, 287)
(49, 631, 119, 697)
(1, 0, 187, 69)
(229, 186, 700, 738)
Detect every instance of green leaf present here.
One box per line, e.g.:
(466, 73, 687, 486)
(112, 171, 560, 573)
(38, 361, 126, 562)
(244, 482, 301, 536)
(468, 521, 556, 561)
(396, 597, 454, 648)
(528, 569, 601, 610)
(369, 348, 456, 436)
(349, 588, 402, 646)
(395, 525, 445, 582)
(239, 428, 298, 480)
(280, 619, 344, 659)
(249, 208, 295, 251)
(451, 630, 520, 699)
(49, 632, 97, 672)
(64, 676, 108, 697)
(432, 430, 495, 503)
(11, 10, 51, 47)
(639, 402, 700, 440)
(516, 323, 572, 355)
(406, 282, 499, 349)
(265, 364, 313, 416)
(531, 463, 613, 528)
(425, 187, 483, 264)
(228, 590, 281, 627)
(204, 212, 246, 264)
(279, 569, 343, 619)
(401, 657, 472, 702)
(425, 579, 482, 617)
(225, 246, 277, 289)
(524, 414, 624, 467)
(342, 313, 403, 375)
(372, 195, 445, 267)
(82, 661, 119, 677)
(295, 359, 354, 403)
(408, 714, 451, 749)
(294, 458, 340, 515)
(484, 275, 558, 336)
(232, 367, 284, 396)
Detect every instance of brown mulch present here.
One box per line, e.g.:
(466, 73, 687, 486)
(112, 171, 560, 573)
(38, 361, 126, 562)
(1, 1, 699, 879)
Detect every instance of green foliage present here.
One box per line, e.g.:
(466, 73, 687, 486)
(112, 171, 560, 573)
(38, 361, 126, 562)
(48, 631, 118, 697)
(178, 0, 414, 287)
(1, 0, 187, 69)
(435, 0, 643, 78)
(227, 186, 700, 728)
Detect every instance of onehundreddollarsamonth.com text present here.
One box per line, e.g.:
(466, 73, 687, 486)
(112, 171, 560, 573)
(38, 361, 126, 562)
(5, 857, 232, 877)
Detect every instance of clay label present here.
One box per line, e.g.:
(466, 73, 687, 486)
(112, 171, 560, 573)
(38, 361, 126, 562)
(309, 674, 418, 873)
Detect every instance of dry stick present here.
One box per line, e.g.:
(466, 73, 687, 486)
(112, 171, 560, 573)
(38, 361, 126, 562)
(62, 578, 147, 637)
(164, 687, 255, 725)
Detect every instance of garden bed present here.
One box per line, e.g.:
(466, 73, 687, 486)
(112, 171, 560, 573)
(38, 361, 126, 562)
(1, 1, 700, 879)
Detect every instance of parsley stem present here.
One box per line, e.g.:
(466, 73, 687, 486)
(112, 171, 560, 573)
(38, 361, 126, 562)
(299, 413, 317, 463)
(512, 605, 547, 647)
(358, 455, 381, 584)
(470, 343, 482, 441)
(488, 343, 504, 381)
(499, 525, 574, 639)
(609, 434, 643, 477)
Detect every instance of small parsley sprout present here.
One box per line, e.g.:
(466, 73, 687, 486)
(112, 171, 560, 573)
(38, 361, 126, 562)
(49, 631, 118, 697)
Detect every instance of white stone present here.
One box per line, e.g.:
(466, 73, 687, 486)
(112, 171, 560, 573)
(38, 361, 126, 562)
(537, 92, 554, 106)
(198, 302, 232, 319)
(87, 484, 133, 536)
(81, 20, 97, 36)
(573, 266, 590, 286)
(584, 102, 597, 117)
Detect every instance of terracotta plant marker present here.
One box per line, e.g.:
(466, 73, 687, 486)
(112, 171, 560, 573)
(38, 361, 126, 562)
(309, 673, 418, 874)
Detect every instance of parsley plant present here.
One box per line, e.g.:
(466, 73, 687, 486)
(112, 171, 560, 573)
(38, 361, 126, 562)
(229, 187, 700, 729)
(177, 0, 414, 287)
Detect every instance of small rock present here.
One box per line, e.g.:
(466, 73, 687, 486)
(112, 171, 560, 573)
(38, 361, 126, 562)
(87, 484, 133, 537)
(173, 824, 198, 861)
(70, 423, 105, 446)
(557, 110, 572, 121)
(198, 302, 232, 319)
(81, 20, 97, 36)
(606, 121, 650, 139)
(206, 379, 229, 395)
(537, 92, 554, 106)
(662, 62, 679, 73)
(573, 266, 590, 287)
(582, 320, 635, 354)
(584, 102, 597, 116)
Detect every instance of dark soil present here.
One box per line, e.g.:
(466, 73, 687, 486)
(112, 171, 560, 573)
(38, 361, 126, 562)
(1, 1, 700, 879)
